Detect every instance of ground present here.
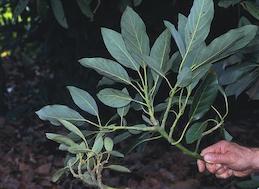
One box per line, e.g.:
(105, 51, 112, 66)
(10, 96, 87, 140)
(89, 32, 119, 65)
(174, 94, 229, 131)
(1, 61, 259, 189)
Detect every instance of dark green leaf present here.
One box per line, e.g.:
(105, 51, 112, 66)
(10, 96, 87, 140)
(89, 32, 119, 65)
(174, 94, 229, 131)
(177, 67, 192, 87)
(77, 0, 93, 20)
(106, 165, 131, 173)
(59, 120, 87, 142)
(242, 1, 259, 20)
(50, 0, 68, 28)
(52, 168, 68, 182)
(218, 0, 241, 8)
(185, 122, 207, 144)
(92, 135, 103, 153)
(46, 133, 76, 146)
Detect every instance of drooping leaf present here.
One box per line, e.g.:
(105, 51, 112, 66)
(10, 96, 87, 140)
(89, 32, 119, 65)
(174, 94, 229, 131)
(185, 0, 214, 52)
(121, 7, 150, 66)
(92, 135, 103, 153)
(36, 105, 85, 126)
(177, 66, 192, 87)
(77, 0, 93, 20)
(242, 1, 259, 20)
(46, 133, 76, 146)
(185, 122, 207, 144)
(79, 58, 131, 84)
(14, 0, 30, 20)
(59, 120, 87, 142)
(101, 28, 140, 71)
(150, 29, 171, 80)
(164, 21, 186, 57)
(50, 0, 68, 29)
(104, 137, 114, 151)
(67, 86, 99, 116)
(97, 88, 132, 108)
(106, 165, 131, 173)
(189, 72, 219, 121)
(195, 25, 258, 68)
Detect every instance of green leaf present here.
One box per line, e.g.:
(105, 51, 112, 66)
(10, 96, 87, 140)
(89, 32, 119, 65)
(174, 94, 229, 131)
(77, 0, 93, 20)
(117, 88, 131, 117)
(225, 70, 258, 97)
(50, 0, 68, 29)
(223, 128, 233, 141)
(79, 58, 131, 84)
(14, 0, 30, 20)
(46, 133, 76, 146)
(189, 72, 219, 121)
(68, 142, 88, 154)
(101, 28, 140, 71)
(52, 168, 68, 182)
(121, 7, 150, 66)
(36, 105, 85, 126)
(106, 165, 131, 173)
(59, 120, 87, 142)
(110, 151, 125, 158)
(177, 66, 192, 87)
(92, 135, 103, 153)
(67, 86, 99, 116)
(196, 25, 258, 68)
(97, 88, 132, 108)
(133, 0, 142, 6)
(191, 63, 212, 89)
(242, 1, 259, 20)
(104, 137, 114, 151)
(178, 13, 188, 41)
(185, 0, 214, 52)
(142, 55, 166, 79)
(97, 77, 115, 87)
(166, 51, 180, 73)
(185, 122, 207, 144)
(150, 29, 171, 80)
(218, 0, 241, 8)
(164, 21, 186, 57)
(113, 131, 132, 144)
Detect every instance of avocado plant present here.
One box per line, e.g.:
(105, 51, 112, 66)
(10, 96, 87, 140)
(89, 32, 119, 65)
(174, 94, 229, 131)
(36, 0, 257, 188)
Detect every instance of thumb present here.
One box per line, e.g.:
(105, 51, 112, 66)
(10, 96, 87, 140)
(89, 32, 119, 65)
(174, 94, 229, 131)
(203, 152, 232, 164)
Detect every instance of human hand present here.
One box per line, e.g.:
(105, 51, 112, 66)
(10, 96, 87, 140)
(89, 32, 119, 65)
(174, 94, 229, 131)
(197, 140, 259, 179)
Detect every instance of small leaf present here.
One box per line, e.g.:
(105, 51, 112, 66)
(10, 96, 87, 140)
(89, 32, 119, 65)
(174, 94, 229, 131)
(189, 72, 219, 121)
(92, 134, 103, 153)
(79, 58, 131, 84)
(101, 28, 140, 71)
(97, 88, 132, 108)
(52, 168, 68, 182)
(46, 133, 76, 146)
(185, 122, 207, 144)
(59, 120, 87, 142)
(110, 151, 125, 158)
(164, 21, 186, 57)
(133, 0, 142, 6)
(113, 132, 132, 144)
(128, 124, 147, 135)
(104, 137, 114, 151)
(36, 105, 85, 126)
(106, 165, 131, 173)
(121, 7, 150, 66)
(67, 86, 99, 116)
(77, 0, 93, 20)
(50, 0, 68, 29)
(223, 128, 233, 141)
(177, 67, 192, 87)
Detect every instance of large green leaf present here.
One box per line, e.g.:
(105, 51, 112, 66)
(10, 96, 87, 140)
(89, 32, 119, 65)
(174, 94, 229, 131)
(185, 122, 207, 144)
(178, 14, 188, 41)
(97, 88, 132, 108)
(50, 0, 68, 29)
(242, 1, 259, 20)
(67, 86, 99, 116)
(46, 133, 76, 146)
(101, 28, 140, 71)
(164, 21, 186, 57)
(77, 0, 93, 20)
(195, 25, 258, 69)
(14, 0, 30, 20)
(185, 0, 214, 52)
(150, 29, 171, 79)
(189, 72, 219, 121)
(36, 105, 85, 126)
(79, 58, 131, 84)
(121, 7, 150, 66)
(59, 120, 87, 142)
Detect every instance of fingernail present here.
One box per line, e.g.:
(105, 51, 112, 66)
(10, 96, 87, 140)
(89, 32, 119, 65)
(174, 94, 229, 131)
(204, 154, 213, 163)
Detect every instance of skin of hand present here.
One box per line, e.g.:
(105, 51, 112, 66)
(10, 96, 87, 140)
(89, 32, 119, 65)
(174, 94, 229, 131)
(197, 140, 259, 179)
